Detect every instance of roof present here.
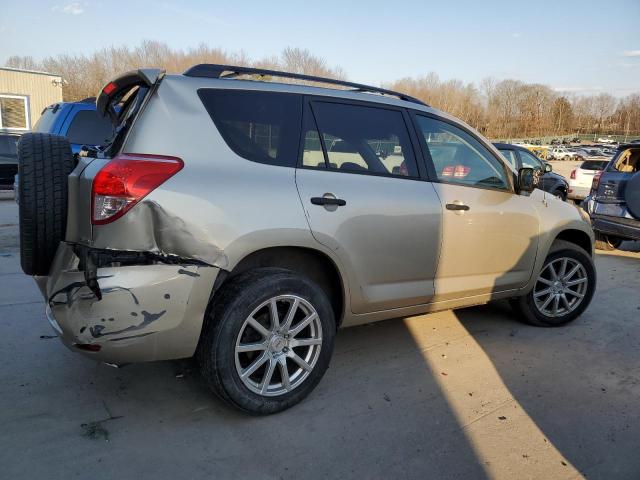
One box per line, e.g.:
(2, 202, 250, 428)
(0, 66, 62, 78)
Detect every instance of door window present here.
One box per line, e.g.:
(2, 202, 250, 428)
(498, 148, 518, 170)
(519, 150, 543, 171)
(308, 102, 419, 178)
(415, 115, 510, 190)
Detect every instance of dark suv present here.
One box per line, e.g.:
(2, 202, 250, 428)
(0, 133, 20, 189)
(494, 143, 569, 200)
(584, 144, 640, 249)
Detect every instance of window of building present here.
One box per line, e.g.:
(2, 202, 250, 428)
(0, 95, 29, 130)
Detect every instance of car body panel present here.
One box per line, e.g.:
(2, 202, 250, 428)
(430, 182, 540, 300)
(296, 168, 442, 313)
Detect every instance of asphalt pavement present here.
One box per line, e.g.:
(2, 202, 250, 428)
(1, 193, 639, 479)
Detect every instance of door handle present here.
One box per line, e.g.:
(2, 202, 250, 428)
(311, 197, 346, 207)
(445, 203, 470, 211)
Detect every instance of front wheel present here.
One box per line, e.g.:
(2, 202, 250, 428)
(553, 188, 567, 201)
(198, 268, 335, 414)
(510, 240, 596, 327)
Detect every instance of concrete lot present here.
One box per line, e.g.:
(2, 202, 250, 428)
(1, 193, 639, 480)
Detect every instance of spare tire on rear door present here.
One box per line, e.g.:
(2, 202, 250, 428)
(18, 133, 74, 276)
(625, 171, 640, 220)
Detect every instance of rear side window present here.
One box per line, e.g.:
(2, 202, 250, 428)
(199, 90, 302, 167)
(66, 110, 114, 146)
(34, 106, 60, 133)
(306, 102, 418, 178)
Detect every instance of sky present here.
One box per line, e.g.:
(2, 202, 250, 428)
(1, 0, 639, 96)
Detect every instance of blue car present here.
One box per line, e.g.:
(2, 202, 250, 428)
(14, 98, 113, 197)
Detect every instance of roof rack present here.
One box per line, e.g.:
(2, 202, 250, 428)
(183, 64, 428, 106)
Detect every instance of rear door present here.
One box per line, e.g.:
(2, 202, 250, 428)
(295, 98, 442, 314)
(412, 113, 540, 301)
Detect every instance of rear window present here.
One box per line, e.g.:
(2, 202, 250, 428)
(581, 160, 608, 171)
(609, 148, 639, 174)
(34, 106, 60, 133)
(66, 110, 114, 146)
(198, 89, 302, 167)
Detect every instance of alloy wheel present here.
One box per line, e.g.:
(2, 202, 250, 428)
(234, 295, 323, 397)
(533, 257, 588, 317)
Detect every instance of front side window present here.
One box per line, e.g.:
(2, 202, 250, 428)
(415, 115, 509, 190)
(0, 95, 28, 130)
(308, 102, 418, 177)
(199, 89, 302, 167)
(519, 150, 543, 170)
(498, 148, 518, 170)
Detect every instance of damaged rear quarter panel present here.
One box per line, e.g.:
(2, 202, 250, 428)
(47, 243, 219, 363)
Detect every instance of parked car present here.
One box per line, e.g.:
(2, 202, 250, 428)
(598, 136, 616, 144)
(583, 144, 640, 249)
(13, 98, 114, 200)
(548, 147, 581, 161)
(0, 133, 20, 189)
(568, 159, 609, 202)
(17, 65, 596, 414)
(494, 143, 569, 200)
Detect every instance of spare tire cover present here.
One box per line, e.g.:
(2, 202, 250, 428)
(626, 171, 640, 219)
(18, 133, 74, 276)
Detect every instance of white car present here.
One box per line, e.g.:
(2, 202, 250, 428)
(549, 147, 581, 161)
(598, 137, 615, 144)
(568, 159, 610, 201)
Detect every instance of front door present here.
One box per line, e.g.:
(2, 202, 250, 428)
(412, 113, 540, 301)
(295, 99, 442, 314)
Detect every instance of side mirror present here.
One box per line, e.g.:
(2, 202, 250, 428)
(544, 163, 552, 173)
(518, 167, 536, 193)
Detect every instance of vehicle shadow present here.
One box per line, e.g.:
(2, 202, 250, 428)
(453, 248, 640, 478)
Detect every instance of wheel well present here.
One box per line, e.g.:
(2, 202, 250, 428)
(228, 247, 345, 326)
(554, 229, 592, 255)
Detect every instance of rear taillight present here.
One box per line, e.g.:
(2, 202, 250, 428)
(570, 169, 576, 179)
(591, 171, 602, 192)
(92, 153, 183, 225)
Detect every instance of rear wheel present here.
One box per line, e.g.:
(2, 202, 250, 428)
(198, 268, 336, 414)
(594, 232, 622, 251)
(511, 240, 596, 327)
(17, 133, 74, 275)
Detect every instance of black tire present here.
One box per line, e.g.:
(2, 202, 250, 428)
(197, 268, 336, 414)
(553, 188, 567, 201)
(18, 133, 74, 276)
(594, 232, 622, 251)
(510, 240, 596, 327)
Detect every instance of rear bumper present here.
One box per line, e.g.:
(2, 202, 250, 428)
(44, 243, 219, 363)
(591, 215, 640, 241)
(567, 185, 591, 200)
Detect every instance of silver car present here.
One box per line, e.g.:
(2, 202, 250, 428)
(17, 65, 596, 414)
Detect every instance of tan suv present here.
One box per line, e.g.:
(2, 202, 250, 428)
(17, 65, 596, 414)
